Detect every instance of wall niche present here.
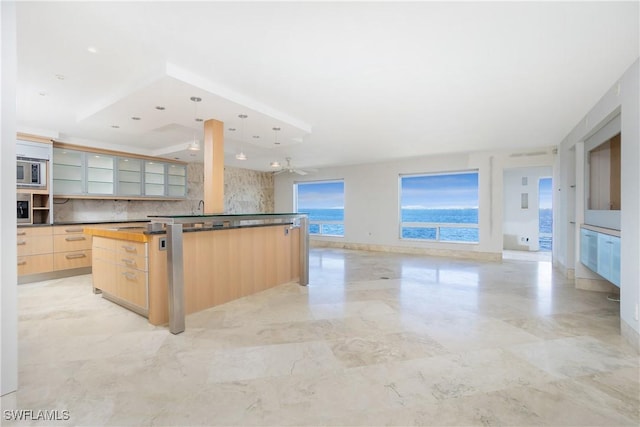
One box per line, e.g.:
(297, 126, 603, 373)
(589, 132, 621, 211)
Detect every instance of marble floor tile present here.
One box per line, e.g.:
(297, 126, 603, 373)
(507, 335, 638, 378)
(3, 248, 638, 427)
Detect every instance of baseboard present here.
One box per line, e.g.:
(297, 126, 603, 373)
(552, 259, 576, 280)
(310, 240, 502, 262)
(575, 277, 619, 293)
(621, 320, 640, 353)
(18, 267, 92, 284)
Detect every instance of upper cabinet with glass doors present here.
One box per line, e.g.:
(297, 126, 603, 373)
(52, 145, 187, 199)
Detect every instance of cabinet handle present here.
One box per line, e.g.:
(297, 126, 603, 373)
(121, 245, 136, 253)
(65, 227, 84, 233)
(122, 271, 137, 280)
(121, 258, 135, 266)
(17, 260, 26, 266)
(17, 231, 26, 236)
(65, 253, 86, 259)
(65, 236, 86, 242)
(17, 241, 26, 246)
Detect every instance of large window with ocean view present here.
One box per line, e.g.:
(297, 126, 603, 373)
(400, 171, 479, 243)
(295, 180, 345, 237)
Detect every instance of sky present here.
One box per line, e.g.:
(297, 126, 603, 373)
(401, 172, 479, 209)
(296, 181, 344, 209)
(297, 174, 551, 211)
(539, 177, 553, 209)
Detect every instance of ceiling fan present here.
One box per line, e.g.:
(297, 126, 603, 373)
(273, 157, 313, 175)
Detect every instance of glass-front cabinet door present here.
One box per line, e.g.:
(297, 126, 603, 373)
(86, 154, 115, 195)
(117, 158, 142, 196)
(167, 164, 187, 197)
(53, 148, 84, 195)
(144, 161, 166, 196)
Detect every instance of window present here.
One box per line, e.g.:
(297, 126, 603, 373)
(400, 171, 479, 243)
(295, 180, 344, 237)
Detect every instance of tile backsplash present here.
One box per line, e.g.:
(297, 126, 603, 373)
(52, 164, 274, 222)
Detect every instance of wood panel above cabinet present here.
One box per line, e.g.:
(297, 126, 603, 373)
(52, 142, 187, 200)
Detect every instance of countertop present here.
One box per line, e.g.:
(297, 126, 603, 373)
(84, 221, 295, 242)
(18, 219, 150, 228)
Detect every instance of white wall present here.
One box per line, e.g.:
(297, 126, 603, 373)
(555, 59, 640, 344)
(275, 148, 555, 258)
(1, 0, 18, 395)
(503, 166, 552, 251)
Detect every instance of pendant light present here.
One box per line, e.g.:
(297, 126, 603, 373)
(270, 127, 281, 168)
(236, 114, 248, 160)
(188, 96, 201, 151)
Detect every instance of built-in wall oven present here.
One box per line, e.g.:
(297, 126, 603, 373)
(17, 157, 47, 188)
(17, 193, 30, 224)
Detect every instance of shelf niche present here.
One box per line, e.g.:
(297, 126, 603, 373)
(584, 113, 621, 231)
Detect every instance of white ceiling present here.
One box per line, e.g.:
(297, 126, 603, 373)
(15, 1, 639, 171)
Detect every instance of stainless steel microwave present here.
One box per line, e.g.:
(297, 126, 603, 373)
(17, 158, 46, 188)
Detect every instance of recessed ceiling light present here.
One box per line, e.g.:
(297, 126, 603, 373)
(111, 125, 120, 128)
(228, 128, 236, 131)
(87, 46, 98, 54)
(195, 118, 203, 122)
(55, 74, 65, 80)
(274, 142, 281, 145)
(270, 161, 281, 168)
(38, 91, 47, 96)
(155, 106, 165, 110)
(131, 117, 141, 120)
(272, 127, 281, 131)
(252, 135, 260, 139)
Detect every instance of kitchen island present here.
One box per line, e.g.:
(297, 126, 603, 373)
(84, 213, 309, 331)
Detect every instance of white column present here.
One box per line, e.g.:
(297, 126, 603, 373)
(1, 0, 18, 396)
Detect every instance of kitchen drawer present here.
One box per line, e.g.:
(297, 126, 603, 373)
(52, 225, 86, 235)
(116, 265, 148, 309)
(54, 234, 92, 252)
(53, 249, 92, 271)
(93, 246, 117, 263)
(17, 254, 54, 276)
(117, 253, 148, 271)
(92, 236, 119, 251)
(17, 227, 52, 237)
(117, 240, 147, 257)
(17, 235, 53, 256)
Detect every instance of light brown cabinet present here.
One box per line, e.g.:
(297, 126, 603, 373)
(18, 222, 149, 282)
(17, 227, 53, 276)
(52, 226, 92, 271)
(92, 235, 149, 315)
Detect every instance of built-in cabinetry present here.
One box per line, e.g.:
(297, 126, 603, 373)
(17, 227, 54, 276)
(17, 222, 149, 283)
(53, 144, 186, 199)
(17, 135, 53, 225)
(580, 226, 620, 287)
(92, 236, 149, 316)
(52, 225, 92, 271)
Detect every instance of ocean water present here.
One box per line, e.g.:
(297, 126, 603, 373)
(301, 208, 553, 249)
(539, 208, 553, 251)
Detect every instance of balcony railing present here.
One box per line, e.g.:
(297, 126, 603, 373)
(400, 222, 479, 243)
(309, 220, 344, 237)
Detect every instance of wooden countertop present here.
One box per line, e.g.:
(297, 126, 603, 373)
(83, 226, 149, 242)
